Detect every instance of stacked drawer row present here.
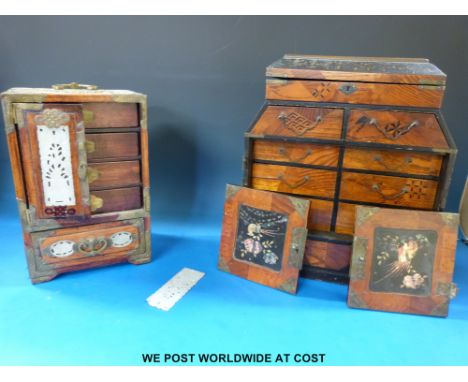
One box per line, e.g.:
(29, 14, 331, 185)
(83, 102, 143, 214)
(244, 103, 453, 281)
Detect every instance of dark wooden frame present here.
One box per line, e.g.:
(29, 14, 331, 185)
(348, 206, 459, 317)
(243, 100, 457, 283)
(218, 184, 309, 294)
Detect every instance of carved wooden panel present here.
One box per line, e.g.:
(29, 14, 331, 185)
(16, 104, 89, 219)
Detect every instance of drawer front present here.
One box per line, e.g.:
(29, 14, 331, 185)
(343, 148, 443, 177)
(340, 172, 438, 209)
(303, 239, 352, 271)
(90, 187, 142, 214)
(307, 199, 334, 232)
(250, 105, 343, 140)
(265, 79, 444, 108)
(253, 140, 339, 167)
(82, 103, 139, 128)
(85, 132, 140, 160)
(34, 219, 144, 268)
(251, 163, 337, 198)
(87, 161, 141, 190)
(346, 110, 449, 149)
(335, 202, 358, 235)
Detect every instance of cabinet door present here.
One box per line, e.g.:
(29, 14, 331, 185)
(15, 103, 90, 219)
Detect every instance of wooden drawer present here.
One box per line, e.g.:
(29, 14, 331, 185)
(343, 148, 443, 177)
(250, 105, 343, 140)
(83, 103, 139, 128)
(85, 132, 140, 160)
(33, 219, 145, 269)
(90, 187, 142, 214)
(265, 79, 444, 108)
(303, 239, 352, 271)
(340, 172, 438, 209)
(87, 161, 141, 190)
(251, 163, 336, 198)
(346, 109, 449, 149)
(307, 199, 334, 231)
(335, 202, 358, 235)
(253, 140, 339, 167)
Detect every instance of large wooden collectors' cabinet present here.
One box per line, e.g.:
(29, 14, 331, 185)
(1, 85, 151, 283)
(243, 55, 457, 283)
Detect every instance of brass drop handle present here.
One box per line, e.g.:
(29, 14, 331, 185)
(52, 82, 98, 90)
(78, 237, 108, 256)
(278, 146, 313, 162)
(277, 174, 310, 189)
(371, 183, 410, 200)
(356, 116, 420, 140)
(373, 154, 413, 171)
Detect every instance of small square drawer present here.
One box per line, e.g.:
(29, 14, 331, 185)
(87, 160, 141, 190)
(32, 218, 145, 269)
(340, 172, 438, 209)
(90, 186, 142, 214)
(343, 148, 443, 177)
(251, 163, 337, 198)
(249, 105, 343, 140)
(253, 140, 339, 167)
(83, 103, 139, 128)
(303, 239, 352, 271)
(307, 199, 334, 232)
(85, 132, 140, 160)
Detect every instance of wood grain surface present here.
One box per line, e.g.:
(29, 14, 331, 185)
(346, 110, 449, 149)
(343, 148, 443, 176)
(340, 172, 438, 209)
(253, 140, 339, 167)
(266, 79, 444, 108)
(250, 105, 343, 140)
(251, 163, 337, 198)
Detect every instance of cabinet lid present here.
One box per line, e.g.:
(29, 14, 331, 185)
(266, 55, 446, 85)
(1, 86, 145, 103)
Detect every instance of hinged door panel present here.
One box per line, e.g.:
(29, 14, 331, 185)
(15, 103, 90, 220)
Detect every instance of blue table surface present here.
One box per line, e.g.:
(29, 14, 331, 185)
(0, 218, 467, 366)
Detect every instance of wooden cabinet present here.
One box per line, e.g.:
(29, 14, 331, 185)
(243, 55, 457, 283)
(1, 85, 151, 283)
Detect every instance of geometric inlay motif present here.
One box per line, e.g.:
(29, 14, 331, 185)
(278, 111, 322, 136)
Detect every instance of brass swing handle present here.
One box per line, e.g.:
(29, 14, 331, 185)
(277, 174, 310, 189)
(357, 116, 420, 141)
(373, 154, 413, 172)
(371, 183, 410, 200)
(78, 237, 108, 256)
(278, 146, 313, 162)
(52, 82, 98, 90)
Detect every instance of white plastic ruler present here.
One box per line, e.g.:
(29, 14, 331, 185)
(147, 268, 205, 311)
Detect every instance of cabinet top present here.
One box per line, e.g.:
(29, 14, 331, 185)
(1, 86, 146, 103)
(266, 55, 446, 85)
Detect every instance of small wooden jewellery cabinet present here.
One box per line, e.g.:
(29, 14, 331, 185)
(1, 84, 151, 283)
(243, 55, 457, 283)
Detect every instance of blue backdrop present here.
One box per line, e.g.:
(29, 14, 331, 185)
(0, 16, 467, 366)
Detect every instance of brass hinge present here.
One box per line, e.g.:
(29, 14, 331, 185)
(436, 282, 458, 299)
